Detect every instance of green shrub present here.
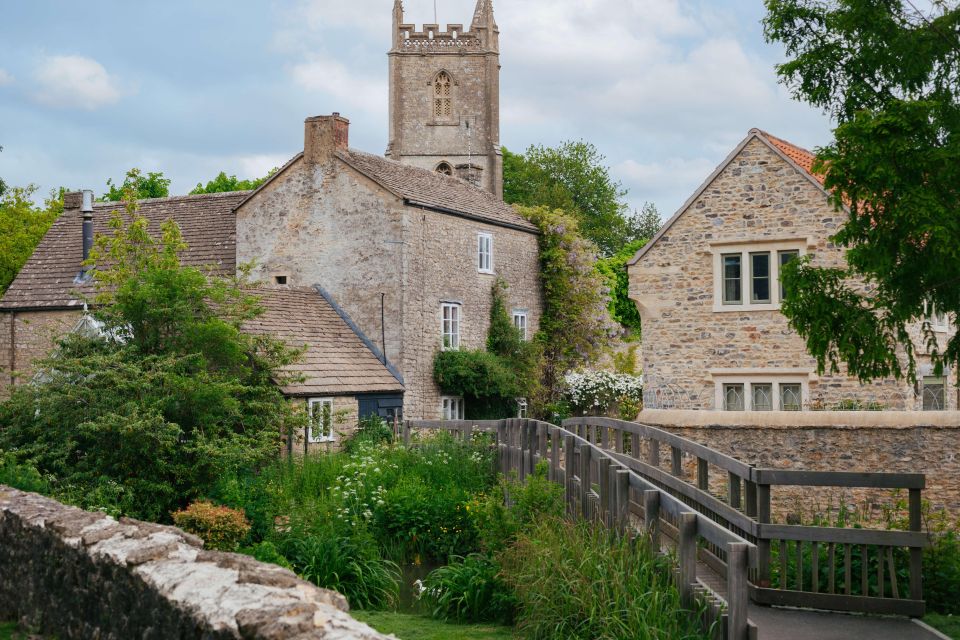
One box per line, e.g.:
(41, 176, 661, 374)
(277, 521, 400, 610)
(172, 501, 251, 551)
(498, 517, 707, 640)
(422, 553, 517, 624)
(239, 540, 293, 571)
(343, 415, 394, 454)
(0, 450, 49, 494)
(925, 513, 960, 615)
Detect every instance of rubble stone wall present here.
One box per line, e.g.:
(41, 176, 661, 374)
(0, 486, 390, 640)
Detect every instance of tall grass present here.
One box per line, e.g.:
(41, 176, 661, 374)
(498, 517, 709, 640)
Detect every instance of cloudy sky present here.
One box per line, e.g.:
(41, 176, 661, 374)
(0, 0, 832, 217)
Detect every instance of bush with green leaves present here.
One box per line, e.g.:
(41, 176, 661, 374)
(239, 540, 293, 571)
(0, 186, 303, 522)
(343, 415, 395, 454)
(498, 517, 708, 640)
(420, 553, 517, 625)
(0, 450, 49, 494)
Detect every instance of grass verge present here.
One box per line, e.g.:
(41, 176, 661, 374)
(925, 614, 960, 639)
(352, 611, 516, 640)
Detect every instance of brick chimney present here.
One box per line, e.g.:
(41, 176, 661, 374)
(304, 113, 350, 164)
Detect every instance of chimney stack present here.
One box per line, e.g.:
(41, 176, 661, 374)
(304, 113, 350, 164)
(72, 190, 95, 282)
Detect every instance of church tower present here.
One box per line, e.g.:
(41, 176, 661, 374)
(387, 0, 503, 198)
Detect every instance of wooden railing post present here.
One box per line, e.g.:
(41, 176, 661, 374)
(697, 457, 709, 492)
(728, 472, 742, 510)
(615, 468, 630, 533)
(598, 456, 611, 526)
(744, 479, 757, 518)
(648, 438, 660, 468)
(671, 446, 683, 477)
(757, 483, 772, 587)
(727, 542, 750, 640)
(644, 490, 661, 551)
(564, 435, 575, 517)
(909, 487, 923, 604)
(580, 444, 592, 521)
(497, 421, 507, 476)
(678, 512, 698, 605)
(631, 432, 640, 459)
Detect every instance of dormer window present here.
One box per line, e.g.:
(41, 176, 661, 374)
(434, 71, 452, 119)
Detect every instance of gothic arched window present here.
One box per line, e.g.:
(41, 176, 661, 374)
(434, 71, 452, 119)
(436, 162, 453, 176)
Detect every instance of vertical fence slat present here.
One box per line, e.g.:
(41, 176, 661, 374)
(757, 484, 771, 587)
(861, 545, 868, 597)
(671, 447, 683, 477)
(744, 480, 757, 518)
(909, 487, 923, 602)
(563, 435, 575, 517)
(579, 444, 591, 521)
(615, 469, 630, 533)
(598, 456, 611, 526)
(600, 425, 609, 450)
(727, 542, 749, 640)
(796, 540, 803, 592)
(697, 458, 709, 492)
(887, 546, 899, 600)
(678, 512, 698, 606)
(550, 427, 560, 483)
(779, 540, 788, 590)
(648, 438, 660, 468)
(844, 544, 852, 596)
(644, 489, 661, 551)
(631, 432, 640, 459)
(877, 545, 884, 599)
(828, 542, 836, 595)
(812, 542, 819, 594)
(728, 472, 741, 510)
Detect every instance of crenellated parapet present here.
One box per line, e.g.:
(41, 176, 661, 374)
(395, 23, 483, 51)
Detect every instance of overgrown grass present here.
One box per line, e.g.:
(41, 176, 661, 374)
(498, 517, 710, 640)
(352, 611, 516, 640)
(924, 614, 960, 639)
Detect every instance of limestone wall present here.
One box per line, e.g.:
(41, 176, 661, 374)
(629, 136, 955, 412)
(639, 410, 960, 520)
(0, 309, 80, 397)
(0, 486, 390, 640)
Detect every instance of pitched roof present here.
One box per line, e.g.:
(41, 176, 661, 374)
(628, 129, 831, 267)
(336, 149, 538, 233)
(0, 191, 245, 310)
(243, 287, 404, 397)
(756, 130, 825, 185)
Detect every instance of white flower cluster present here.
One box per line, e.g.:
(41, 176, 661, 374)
(564, 369, 643, 412)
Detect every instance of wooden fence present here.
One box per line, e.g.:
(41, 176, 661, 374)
(406, 418, 760, 640)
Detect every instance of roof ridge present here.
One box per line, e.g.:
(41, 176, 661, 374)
(92, 190, 251, 208)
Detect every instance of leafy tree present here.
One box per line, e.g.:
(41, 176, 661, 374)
(102, 169, 171, 201)
(0, 143, 6, 197)
(518, 205, 617, 409)
(764, 0, 960, 382)
(503, 142, 650, 256)
(0, 185, 62, 295)
(190, 169, 277, 195)
(0, 174, 304, 521)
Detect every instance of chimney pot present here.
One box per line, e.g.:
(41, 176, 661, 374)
(304, 114, 350, 164)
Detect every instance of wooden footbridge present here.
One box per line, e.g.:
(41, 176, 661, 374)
(406, 417, 942, 640)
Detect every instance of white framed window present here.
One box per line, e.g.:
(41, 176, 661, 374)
(925, 301, 950, 333)
(712, 239, 811, 312)
(442, 396, 465, 420)
(307, 398, 335, 443)
(712, 370, 810, 411)
(516, 398, 528, 418)
(477, 233, 494, 274)
(441, 302, 461, 350)
(922, 376, 946, 411)
(513, 311, 528, 340)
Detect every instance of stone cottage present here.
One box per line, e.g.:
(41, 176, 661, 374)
(628, 129, 955, 412)
(0, 0, 543, 435)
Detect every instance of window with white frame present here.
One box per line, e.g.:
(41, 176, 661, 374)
(442, 396, 465, 420)
(712, 240, 809, 312)
(478, 233, 494, 274)
(925, 301, 950, 332)
(516, 398, 528, 418)
(307, 398, 335, 443)
(513, 310, 528, 340)
(441, 302, 461, 350)
(715, 374, 808, 411)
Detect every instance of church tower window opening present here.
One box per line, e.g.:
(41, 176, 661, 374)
(436, 162, 453, 176)
(434, 71, 452, 119)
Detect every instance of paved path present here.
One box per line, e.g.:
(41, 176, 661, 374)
(747, 605, 945, 640)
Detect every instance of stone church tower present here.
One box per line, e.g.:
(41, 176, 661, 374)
(386, 0, 503, 198)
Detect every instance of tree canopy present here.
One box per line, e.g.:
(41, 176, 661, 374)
(765, 0, 960, 382)
(190, 169, 277, 195)
(503, 142, 655, 256)
(0, 185, 62, 295)
(102, 169, 171, 201)
(0, 175, 303, 521)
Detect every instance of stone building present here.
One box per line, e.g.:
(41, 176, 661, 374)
(628, 129, 955, 413)
(386, 0, 503, 197)
(0, 0, 543, 433)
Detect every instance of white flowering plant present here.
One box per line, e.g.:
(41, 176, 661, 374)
(563, 369, 643, 418)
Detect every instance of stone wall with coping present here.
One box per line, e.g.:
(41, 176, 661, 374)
(0, 486, 391, 640)
(639, 410, 960, 520)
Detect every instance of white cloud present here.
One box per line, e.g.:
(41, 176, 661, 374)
(32, 55, 125, 110)
(0, 69, 13, 86)
(289, 55, 387, 115)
